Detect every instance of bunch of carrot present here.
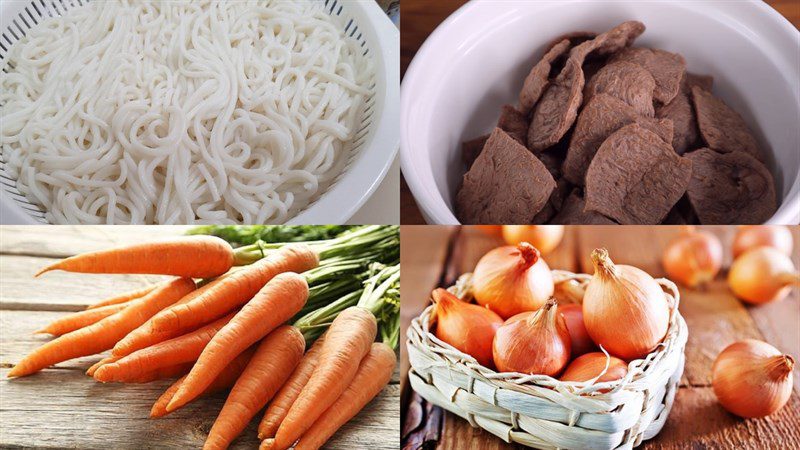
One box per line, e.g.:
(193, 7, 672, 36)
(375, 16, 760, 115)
(8, 226, 399, 449)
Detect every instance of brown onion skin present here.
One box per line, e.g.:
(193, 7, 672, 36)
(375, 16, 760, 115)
(583, 249, 670, 360)
(493, 300, 571, 376)
(712, 340, 794, 418)
(473, 243, 554, 319)
(732, 225, 793, 259)
(501, 225, 565, 255)
(560, 352, 628, 384)
(728, 247, 800, 305)
(662, 228, 723, 288)
(558, 304, 597, 356)
(432, 288, 503, 368)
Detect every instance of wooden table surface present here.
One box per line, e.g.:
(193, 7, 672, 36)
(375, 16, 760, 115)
(399, 0, 800, 224)
(400, 226, 800, 449)
(0, 226, 400, 449)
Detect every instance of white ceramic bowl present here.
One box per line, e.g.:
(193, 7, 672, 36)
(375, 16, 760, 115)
(401, 0, 800, 224)
(0, 0, 399, 225)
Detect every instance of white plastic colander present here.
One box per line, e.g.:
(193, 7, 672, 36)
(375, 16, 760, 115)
(0, 0, 399, 225)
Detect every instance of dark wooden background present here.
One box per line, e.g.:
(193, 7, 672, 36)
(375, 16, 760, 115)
(400, 226, 800, 449)
(399, 0, 800, 224)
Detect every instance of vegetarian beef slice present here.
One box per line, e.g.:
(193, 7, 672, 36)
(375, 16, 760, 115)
(585, 61, 656, 117)
(497, 105, 529, 145)
(456, 128, 556, 224)
(691, 86, 765, 162)
(684, 148, 776, 224)
(563, 94, 674, 186)
(655, 72, 713, 155)
(527, 21, 645, 151)
(461, 134, 489, 169)
(551, 191, 617, 224)
(609, 47, 686, 104)
(585, 123, 692, 224)
(519, 39, 572, 115)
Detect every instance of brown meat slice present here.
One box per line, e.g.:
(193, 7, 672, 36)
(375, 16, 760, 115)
(533, 178, 573, 224)
(497, 105, 529, 144)
(550, 191, 617, 224)
(519, 39, 572, 115)
(528, 21, 645, 152)
(656, 73, 703, 155)
(691, 86, 765, 162)
(686, 73, 713, 91)
(585, 123, 692, 224)
(609, 47, 686, 104)
(461, 134, 489, 169)
(456, 128, 556, 224)
(563, 94, 674, 186)
(544, 31, 597, 53)
(684, 148, 776, 224)
(585, 61, 656, 117)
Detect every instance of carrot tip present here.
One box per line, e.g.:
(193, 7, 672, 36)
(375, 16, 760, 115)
(33, 267, 51, 277)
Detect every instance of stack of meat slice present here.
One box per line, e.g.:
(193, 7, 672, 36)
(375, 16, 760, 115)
(456, 20, 776, 225)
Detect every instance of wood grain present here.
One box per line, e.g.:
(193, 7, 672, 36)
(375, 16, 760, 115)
(0, 226, 400, 449)
(399, 0, 800, 224)
(400, 226, 800, 449)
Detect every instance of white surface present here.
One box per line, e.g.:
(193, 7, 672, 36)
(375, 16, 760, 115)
(0, 0, 399, 225)
(401, 0, 800, 225)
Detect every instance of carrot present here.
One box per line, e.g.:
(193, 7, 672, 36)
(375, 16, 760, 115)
(291, 343, 396, 450)
(166, 273, 309, 412)
(93, 312, 236, 383)
(150, 347, 257, 418)
(150, 244, 318, 334)
(203, 326, 305, 450)
(86, 355, 120, 377)
(124, 362, 193, 384)
(257, 337, 325, 439)
(112, 273, 233, 358)
(85, 285, 157, 309)
(35, 235, 234, 278)
(271, 307, 377, 450)
(8, 278, 195, 378)
(35, 303, 128, 336)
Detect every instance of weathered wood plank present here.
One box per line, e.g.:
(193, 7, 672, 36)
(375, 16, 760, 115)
(0, 255, 170, 310)
(0, 368, 400, 450)
(0, 225, 192, 258)
(399, 225, 456, 396)
(746, 226, 800, 394)
(641, 387, 800, 449)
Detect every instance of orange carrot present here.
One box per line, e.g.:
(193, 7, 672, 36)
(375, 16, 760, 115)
(291, 343, 396, 450)
(86, 355, 120, 377)
(203, 326, 305, 450)
(257, 337, 325, 439)
(35, 236, 234, 278)
(271, 307, 377, 450)
(150, 244, 318, 334)
(85, 285, 157, 309)
(166, 273, 309, 412)
(93, 312, 235, 383)
(111, 274, 233, 358)
(123, 362, 193, 384)
(150, 347, 257, 418)
(36, 303, 128, 336)
(8, 278, 195, 378)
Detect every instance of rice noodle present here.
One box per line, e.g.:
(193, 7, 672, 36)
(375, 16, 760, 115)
(0, 0, 373, 224)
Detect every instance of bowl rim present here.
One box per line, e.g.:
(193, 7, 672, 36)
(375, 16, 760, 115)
(400, 0, 800, 225)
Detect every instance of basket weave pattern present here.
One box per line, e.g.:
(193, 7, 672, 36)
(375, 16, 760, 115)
(406, 270, 688, 450)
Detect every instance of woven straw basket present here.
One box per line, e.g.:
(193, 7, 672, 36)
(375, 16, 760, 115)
(406, 270, 688, 450)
